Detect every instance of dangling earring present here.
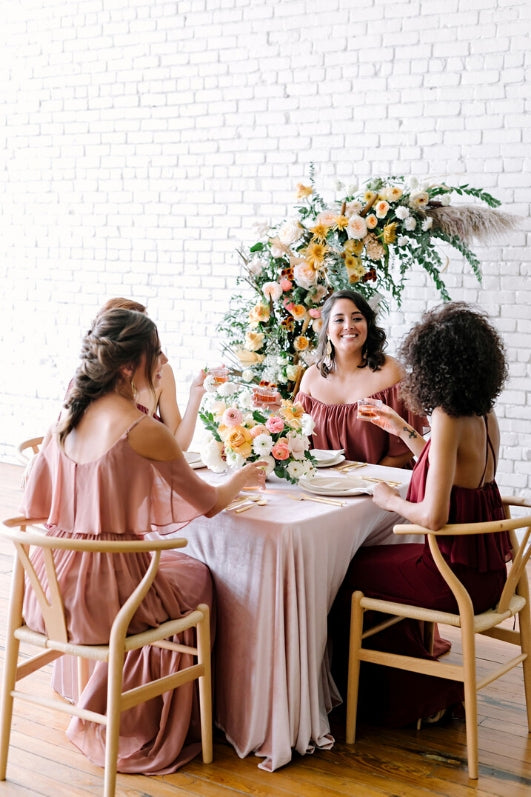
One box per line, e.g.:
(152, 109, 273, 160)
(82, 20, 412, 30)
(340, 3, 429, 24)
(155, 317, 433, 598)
(324, 338, 333, 368)
(131, 377, 137, 399)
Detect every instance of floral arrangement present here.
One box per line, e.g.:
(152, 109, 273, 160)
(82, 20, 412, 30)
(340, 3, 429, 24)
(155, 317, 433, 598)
(218, 171, 515, 399)
(198, 375, 316, 483)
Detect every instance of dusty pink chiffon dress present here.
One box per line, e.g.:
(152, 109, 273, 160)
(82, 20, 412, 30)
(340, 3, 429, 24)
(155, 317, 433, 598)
(296, 383, 428, 465)
(21, 417, 218, 775)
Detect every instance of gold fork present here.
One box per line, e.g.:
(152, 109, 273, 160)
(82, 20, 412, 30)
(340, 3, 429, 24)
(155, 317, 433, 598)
(334, 461, 366, 472)
(287, 494, 346, 507)
(363, 477, 403, 488)
(235, 498, 268, 513)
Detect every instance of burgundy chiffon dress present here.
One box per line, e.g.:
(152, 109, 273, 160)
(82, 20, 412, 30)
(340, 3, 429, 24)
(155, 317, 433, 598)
(21, 417, 218, 774)
(330, 418, 512, 726)
(297, 383, 428, 465)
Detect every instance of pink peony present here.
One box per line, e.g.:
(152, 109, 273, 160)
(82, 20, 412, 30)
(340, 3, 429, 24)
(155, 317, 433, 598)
(221, 407, 243, 427)
(266, 415, 285, 434)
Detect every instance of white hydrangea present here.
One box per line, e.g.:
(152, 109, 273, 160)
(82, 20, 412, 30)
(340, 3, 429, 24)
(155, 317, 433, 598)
(404, 216, 417, 231)
(397, 235, 409, 247)
(421, 217, 433, 232)
(395, 205, 410, 220)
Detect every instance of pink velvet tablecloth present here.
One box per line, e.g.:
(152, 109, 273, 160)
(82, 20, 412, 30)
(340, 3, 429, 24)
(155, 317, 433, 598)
(181, 463, 412, 771)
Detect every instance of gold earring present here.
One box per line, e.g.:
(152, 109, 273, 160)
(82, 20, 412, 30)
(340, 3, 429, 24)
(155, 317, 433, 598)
(325, 339, 332, 358)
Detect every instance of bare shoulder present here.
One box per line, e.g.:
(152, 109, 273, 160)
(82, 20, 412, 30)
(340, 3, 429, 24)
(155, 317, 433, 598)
(381, 354, 405, 382)
(128, 415, 182, 461)
(298, 364, 320, 394)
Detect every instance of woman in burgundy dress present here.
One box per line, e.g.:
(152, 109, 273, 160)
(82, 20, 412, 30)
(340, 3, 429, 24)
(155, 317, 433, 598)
(330, 301, 511, 726)
(296, 290, 427, 468)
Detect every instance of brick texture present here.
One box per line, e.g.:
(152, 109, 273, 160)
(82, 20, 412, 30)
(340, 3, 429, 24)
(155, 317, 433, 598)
(1, 0, 530, 495)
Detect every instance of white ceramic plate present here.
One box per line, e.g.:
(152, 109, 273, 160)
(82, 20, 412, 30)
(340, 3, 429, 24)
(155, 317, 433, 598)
(315, 454, 346, 468)
(184, 451, 205, 469)
(298, 473, 374, 497)
(310, 449, 345, 467)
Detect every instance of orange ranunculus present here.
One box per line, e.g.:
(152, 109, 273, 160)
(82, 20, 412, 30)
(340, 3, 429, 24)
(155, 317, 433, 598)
(288, 303, 307, 321)
(271, 439, 290, 460)
(293, 335, 310, 352)
(224, 426, 253, 458)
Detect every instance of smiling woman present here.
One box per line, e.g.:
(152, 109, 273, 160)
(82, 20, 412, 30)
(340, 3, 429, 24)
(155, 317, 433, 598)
(295, 290, 427, 468)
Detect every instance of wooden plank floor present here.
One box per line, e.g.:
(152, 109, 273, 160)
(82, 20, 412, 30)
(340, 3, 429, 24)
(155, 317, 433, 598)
(1, 461, 531, 796)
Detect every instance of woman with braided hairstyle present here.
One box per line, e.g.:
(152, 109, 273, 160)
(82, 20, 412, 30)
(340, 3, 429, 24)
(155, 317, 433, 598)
(21, 308, 265, 774)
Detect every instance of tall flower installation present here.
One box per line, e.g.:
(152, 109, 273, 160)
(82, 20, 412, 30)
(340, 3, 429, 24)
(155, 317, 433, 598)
(217, 173, 515, 399)
(199, 374, 316, 483)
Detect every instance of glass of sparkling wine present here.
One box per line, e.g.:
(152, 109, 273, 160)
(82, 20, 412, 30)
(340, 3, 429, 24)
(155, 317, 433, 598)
(210, 366, 229, 385)
(357, 397, 383, 419)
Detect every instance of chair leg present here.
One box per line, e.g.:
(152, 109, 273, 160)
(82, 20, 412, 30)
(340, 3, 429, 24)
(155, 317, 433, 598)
(103, 646, 126, 797)
(517, 603, 531, 731)
(346, 592, 364, 745)
(196, 605, 213, 764)
(0, 635, 20, 780)
(461, 618, 479, 780)
(0, 562, 26, 780)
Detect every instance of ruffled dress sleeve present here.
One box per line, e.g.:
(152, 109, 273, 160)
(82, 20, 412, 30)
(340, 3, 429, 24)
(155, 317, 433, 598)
(296, 382, 428, 466)
(21, 429, 218, 537)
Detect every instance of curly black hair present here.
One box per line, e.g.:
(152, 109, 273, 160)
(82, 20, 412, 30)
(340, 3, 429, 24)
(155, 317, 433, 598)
(399, 302, 508, 417)
(315, 290, 387, 377)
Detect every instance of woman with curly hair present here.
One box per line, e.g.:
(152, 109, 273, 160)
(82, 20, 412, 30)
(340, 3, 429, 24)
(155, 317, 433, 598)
(330, 301, 511, 726)
(296, 290, 427, 467)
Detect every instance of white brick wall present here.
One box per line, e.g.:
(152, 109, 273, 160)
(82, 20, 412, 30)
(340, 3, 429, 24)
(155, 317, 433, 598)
(1, 0, 530, 496)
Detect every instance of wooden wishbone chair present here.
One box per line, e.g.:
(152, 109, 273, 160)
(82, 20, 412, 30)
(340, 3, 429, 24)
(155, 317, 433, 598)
(0, 517, 213, 797)
(16, 436, 44, 464)
(346, 497, 531, 780)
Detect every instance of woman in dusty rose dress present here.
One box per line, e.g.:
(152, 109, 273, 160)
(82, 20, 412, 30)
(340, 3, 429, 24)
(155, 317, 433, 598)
(95, 297, 207, 450)
(21, 308, 266, 775)
(296, 290, 427, 468)
(330, 302, 511, 726)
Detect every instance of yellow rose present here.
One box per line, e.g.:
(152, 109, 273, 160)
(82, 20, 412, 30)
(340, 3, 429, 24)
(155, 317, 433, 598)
(249, 303, 270, 324)
(224, 426, 253, 458)
(296, 183, 313, 199)
(236, 349, 265, 366)
(245, 330, 265, 352)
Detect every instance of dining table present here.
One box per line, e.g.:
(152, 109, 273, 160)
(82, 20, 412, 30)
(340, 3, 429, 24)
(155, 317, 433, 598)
(179, 461, 413, 772)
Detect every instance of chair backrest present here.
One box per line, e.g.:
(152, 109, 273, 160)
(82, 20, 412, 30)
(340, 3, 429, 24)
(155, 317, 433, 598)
(402, 513, 531, 619)
(2, 517, 189, 644)
(16, 437, 44, 465)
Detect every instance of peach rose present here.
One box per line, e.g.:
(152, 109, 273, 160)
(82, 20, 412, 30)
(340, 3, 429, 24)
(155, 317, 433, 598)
(224, 426, 253, 458)
(271, 440, 290, 460)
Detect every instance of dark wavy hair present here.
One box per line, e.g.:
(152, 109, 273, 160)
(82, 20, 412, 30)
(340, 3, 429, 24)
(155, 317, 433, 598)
(399, 302, 508, 417)
(315, 290, 387, 377)
(58, 308, 160, 444)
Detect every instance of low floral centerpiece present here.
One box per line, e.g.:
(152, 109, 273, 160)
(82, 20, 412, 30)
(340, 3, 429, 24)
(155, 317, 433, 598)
(217, 171, 515, 398)
(198, 372, 316, 483)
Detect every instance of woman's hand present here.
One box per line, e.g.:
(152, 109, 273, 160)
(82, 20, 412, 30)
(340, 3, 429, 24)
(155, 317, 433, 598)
(359, 404, 404, 437)
(189, 369, 207, 397)
(239, 460, 267, 491)
(371, 482, 401, 511)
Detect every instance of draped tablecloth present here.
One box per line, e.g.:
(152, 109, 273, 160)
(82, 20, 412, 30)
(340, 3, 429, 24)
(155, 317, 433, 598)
(181, 463, 412, 771)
